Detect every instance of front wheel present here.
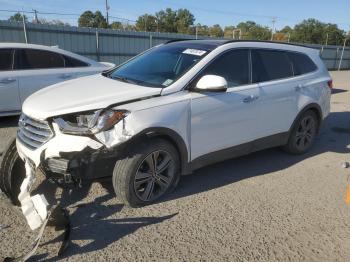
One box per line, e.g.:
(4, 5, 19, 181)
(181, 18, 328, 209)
(283, 110, 319, 154)
(112, 138, 180, 207)
(0, 138, 26, 205)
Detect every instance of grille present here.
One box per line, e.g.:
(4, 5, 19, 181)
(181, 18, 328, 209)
(17, 114, 53, 150)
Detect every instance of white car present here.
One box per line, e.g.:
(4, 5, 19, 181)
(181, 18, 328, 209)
(0, 40, 332, 228)
(0, 43, 114, 116)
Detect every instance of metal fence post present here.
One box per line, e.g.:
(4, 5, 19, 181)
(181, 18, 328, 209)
(338, 38, 348, 71)
(96, 29, 100, 61)
(149, 34, 153, 48)
(22, 12, 28, 43)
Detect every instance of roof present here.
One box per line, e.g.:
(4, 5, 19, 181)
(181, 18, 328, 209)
(0, 42, 102, 66)
(165, 39, 317, 51)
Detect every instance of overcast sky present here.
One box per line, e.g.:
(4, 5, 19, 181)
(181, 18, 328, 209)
(0, 0, 349, 31)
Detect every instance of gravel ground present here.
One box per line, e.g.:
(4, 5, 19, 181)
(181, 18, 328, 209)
(1, 71, 350, 261)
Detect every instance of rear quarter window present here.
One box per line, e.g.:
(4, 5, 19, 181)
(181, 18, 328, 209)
(0, 49, 14, 71)
(252, 49, 293, 83)
(288, 52, 317, 75)
(64, 55, 89, 67)
(18, 49, 65, 69)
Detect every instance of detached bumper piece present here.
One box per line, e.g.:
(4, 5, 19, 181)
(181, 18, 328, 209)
(19, 162, 48, 230)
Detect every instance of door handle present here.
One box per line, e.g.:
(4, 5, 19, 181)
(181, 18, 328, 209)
(0, 78, 16, 84)
(243, 95, 259, 103)
(59, 74, 73, 79)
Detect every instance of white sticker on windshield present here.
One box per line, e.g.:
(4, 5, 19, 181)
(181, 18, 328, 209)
(162, 79, 173, 86)
(182, 49, 207, 56)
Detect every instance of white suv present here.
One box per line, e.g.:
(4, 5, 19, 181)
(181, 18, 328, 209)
(7, 40, 332, 208)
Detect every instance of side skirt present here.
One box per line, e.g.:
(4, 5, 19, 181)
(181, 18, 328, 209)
(188, 132, 289, 172)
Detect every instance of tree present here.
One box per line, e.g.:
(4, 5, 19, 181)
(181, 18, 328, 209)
(195, 24, 210, 36)
(209, 24, 223, 37)
(155, 8, 177, 33)
(136, 14, 157, 31)
(176, 9, 195, 34)
(78, 11, 108, 28)
(291, 18, 325, 44)
(323, 23, 346, 46)
(37, 19, 70, 26)
(224, 26, 235, 39)
(237, 21, 271, 40)
(8, 12, 27, 22)
(110, 21, 123, 30)
(290, 19, 346, 45)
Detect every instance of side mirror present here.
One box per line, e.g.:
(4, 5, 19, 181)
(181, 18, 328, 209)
(194, 75, 228, 93)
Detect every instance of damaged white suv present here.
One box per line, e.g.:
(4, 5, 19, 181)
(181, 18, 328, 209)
(4, 40, 332, 210)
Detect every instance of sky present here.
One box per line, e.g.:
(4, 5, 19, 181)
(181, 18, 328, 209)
(0, 0, 349, 31)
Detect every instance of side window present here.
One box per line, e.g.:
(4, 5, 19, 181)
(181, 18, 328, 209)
(288, 52, 317, 76)
(18, 49, 65, 69)
(0, 49, 14, 71)
(64, 55, 89, 67)
(197, 49, 250, 87)
(252, 49, 293, 83)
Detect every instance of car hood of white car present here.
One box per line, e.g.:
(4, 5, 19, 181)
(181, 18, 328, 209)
(22, 74, 162, 120)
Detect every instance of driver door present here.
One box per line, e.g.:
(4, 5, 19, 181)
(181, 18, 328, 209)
(190, 49, 261, 161)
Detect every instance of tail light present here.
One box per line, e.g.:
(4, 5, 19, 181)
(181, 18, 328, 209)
(327, 80, 333, 89)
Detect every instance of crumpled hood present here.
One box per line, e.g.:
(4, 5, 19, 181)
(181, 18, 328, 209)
(22, 74, 162, 120)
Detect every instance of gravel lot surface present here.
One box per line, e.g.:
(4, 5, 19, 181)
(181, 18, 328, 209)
(1, 71, 350, 261)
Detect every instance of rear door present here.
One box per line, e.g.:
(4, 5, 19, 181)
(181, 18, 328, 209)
(251, 49, 298, 138)
(0, 48, 20, 112)
(16, 49, 73, 103)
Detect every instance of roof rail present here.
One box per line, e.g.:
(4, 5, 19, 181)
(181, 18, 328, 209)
(164, 39, 196, 44)
(220, 40, 314, 49)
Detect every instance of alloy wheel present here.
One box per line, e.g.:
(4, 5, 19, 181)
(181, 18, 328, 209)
(133, 150, 175, 202)
(294, 115, 316, 151)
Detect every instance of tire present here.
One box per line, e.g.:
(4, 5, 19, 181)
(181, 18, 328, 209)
(112, 138, 180, 207)
(0, 138, 26, 205)
(283, 110, 319, 154)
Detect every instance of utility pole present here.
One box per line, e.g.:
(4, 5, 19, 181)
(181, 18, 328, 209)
(325, 33, 329, 46)
(32, 9, 39, 23)
(271, 17, 276, 41)
(105, 0, 109, 25)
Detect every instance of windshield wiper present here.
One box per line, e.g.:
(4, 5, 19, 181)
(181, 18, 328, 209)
(112, 75, 139, 85)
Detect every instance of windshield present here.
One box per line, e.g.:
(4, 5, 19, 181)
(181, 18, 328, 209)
(108, 43, 210, 88)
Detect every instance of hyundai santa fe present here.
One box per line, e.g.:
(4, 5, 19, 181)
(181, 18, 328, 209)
(1, 40, 332, 226)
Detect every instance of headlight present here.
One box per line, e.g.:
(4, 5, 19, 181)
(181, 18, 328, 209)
(54, 109, 129, 135)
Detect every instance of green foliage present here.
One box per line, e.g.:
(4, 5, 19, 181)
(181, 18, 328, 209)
(176, 9, 195, 34)
(135, 8, 195, 33)
(195, 24, 210, 36)
(8, 12, 27, 22)
(209, 24, 224, 37)
(110, 21, 123, 30)
(290, 19, 345, 45)
(237, 21, 271, 40)
(136, 14, 157, 31)
(78, 10, 108, 28)
(155, 8, 177, 33)
(224, 26, 235, 39)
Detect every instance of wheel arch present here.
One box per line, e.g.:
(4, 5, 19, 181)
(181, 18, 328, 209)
(290, 103, 323, 133)
(115, 127, 191, 175)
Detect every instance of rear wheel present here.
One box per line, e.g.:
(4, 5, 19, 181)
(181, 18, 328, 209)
(112, 138, 180, 207)
(284, 110, 318, 154)
(0, 138, 26, 205)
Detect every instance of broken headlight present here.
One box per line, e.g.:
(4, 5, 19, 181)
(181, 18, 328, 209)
(54, 109, 129, 135)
